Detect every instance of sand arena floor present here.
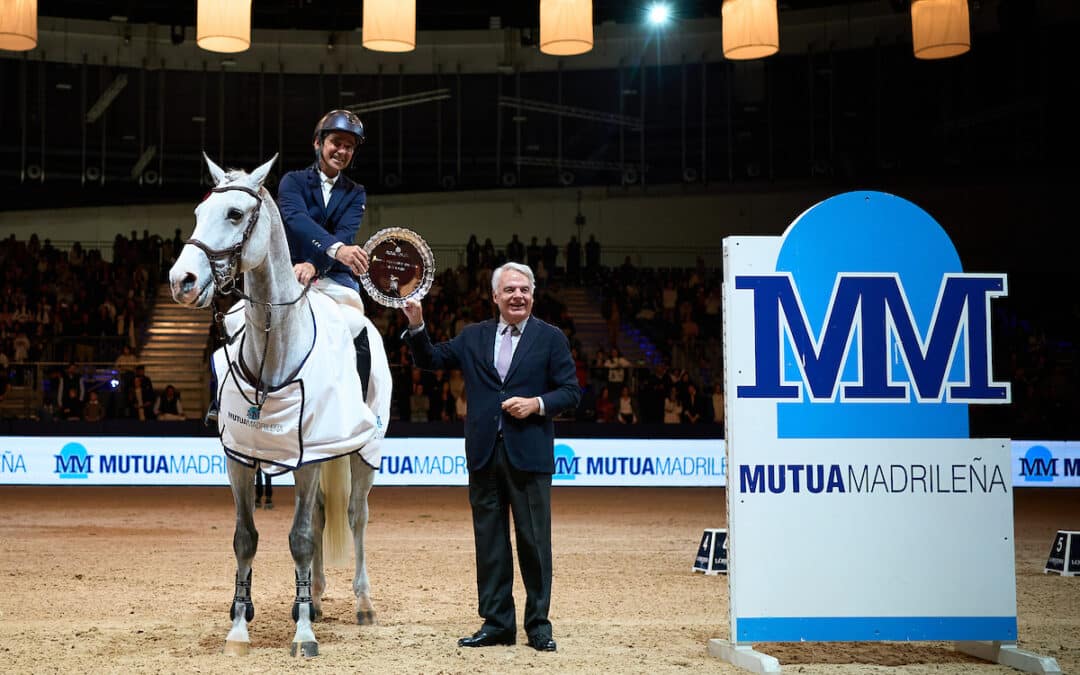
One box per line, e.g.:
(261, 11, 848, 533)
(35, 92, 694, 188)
(0, 486, 1076, 674)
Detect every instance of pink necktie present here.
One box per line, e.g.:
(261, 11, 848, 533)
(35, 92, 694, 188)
(496, 324, 516, 381)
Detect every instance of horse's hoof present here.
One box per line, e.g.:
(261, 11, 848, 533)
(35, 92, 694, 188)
(224, 640, 250, 656)
(356, 610, 376, 625)
(312, 606, 324, 621)
(264, 501, 274, 510)
(290, 640, 319, 657)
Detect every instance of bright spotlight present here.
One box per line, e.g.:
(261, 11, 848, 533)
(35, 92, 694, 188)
(647, 2, 671, 26)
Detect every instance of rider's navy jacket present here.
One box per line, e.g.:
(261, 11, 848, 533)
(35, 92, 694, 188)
(277, 162, 366, 293)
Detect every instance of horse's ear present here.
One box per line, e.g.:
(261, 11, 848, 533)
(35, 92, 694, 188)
(250, 154, 279, 188)
(204, 152, 227, 186)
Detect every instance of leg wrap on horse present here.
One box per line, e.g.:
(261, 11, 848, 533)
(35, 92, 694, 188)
(354, 327, 371, 400)
(292, 568, 314, 623)
(229, 568, 255, 622)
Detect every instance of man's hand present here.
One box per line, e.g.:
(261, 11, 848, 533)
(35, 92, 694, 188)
(334, 244, 369, 275)
(502, 396, 540, 419)
(402, 298, 424, 329)
(293, 262, 317, 285)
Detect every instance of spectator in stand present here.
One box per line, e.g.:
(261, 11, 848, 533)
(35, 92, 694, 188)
(663, 387, 683, 424)
(115, 345, 137, 375)
(506, 234, 525, 263)
(565, 236, 581, 282)
(595, 385, 616, 423)
(542, 238, 558, 277)
(584, 235, 601, 281)
(57, 362, 85, 406)
(130, 370, 156, 421)
(431, 380, 455, 422)
(604, 347, 631, 388)
(154, 385, 185, 421)
(711, 383, 725, 431)
(60, 386, 83, 420)
(571, 347, 588, 390)
(616, 385, 638, 424)
(466, 235, 481, 275)
(526, 237, 542, 271)
(682, 383, 708, 424)
(83, 391, 106, 422)
(410, 382, 430, 422)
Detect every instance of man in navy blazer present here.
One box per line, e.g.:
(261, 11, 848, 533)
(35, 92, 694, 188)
(278, 109, 370, 291)
(402, 262, 580, 652)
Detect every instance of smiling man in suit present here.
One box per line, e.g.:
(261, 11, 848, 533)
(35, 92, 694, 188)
(277, 109, 376, 390)
(401, 262, 581, 652)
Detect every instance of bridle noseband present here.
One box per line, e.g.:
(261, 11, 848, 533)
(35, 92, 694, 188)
(185, 184, 262, 295)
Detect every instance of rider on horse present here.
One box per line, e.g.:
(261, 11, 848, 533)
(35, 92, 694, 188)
(208, 109, 374, 422)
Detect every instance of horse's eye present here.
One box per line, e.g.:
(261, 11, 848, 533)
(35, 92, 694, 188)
(227, 208, 243, 221)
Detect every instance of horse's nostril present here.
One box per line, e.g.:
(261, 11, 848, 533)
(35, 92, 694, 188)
(181, 272, 197, 293)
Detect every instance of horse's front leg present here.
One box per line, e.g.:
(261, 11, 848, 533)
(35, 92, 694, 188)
(224, 458, 258, 656)
(289, 463, 321, 657)
(349, 453, 377, 625)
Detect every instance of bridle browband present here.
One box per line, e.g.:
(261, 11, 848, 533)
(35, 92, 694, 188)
(187, 181, 314, 408)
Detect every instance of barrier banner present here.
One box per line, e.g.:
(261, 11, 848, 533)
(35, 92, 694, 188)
(0, 436, 724, 487)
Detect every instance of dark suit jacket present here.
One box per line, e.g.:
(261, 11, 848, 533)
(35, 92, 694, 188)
(405, 316, 581, 473)
(277, 163, 366, 292)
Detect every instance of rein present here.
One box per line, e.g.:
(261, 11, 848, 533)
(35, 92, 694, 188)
(190, 182, 314, 409)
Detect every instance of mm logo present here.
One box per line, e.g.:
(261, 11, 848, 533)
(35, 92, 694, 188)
(553, 444, 578, 481)
(736, 273, 1010, 405)
(55, 442, 92, 479)
(1019, 445, 1056, 482)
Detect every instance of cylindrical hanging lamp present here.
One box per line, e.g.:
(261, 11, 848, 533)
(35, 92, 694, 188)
(0, 0, 37, 52)
(197, 0, 252, 54)
(911, 0, 970, 60)
(722, 0, 778, 60)
(362, 0, 416, 52)
(540, 0, 593, 56)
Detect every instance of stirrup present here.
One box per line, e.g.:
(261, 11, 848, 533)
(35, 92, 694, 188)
(204, 402, 219, 427)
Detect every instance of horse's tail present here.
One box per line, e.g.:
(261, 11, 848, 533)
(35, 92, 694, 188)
(320, 456, 352, 567)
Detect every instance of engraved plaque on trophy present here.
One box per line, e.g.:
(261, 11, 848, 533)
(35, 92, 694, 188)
(359, 227, 436, 308)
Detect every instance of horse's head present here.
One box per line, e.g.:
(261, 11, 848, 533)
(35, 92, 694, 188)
(169, 153, 278, 308)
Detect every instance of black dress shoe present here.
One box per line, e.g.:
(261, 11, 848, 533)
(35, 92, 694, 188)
(527, 635, 557, 652)
(457, 629, 515, 648)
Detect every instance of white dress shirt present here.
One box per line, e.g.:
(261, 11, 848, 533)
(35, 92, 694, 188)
(319, 169, 344, 260)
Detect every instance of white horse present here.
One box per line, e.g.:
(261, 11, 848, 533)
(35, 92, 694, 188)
(168, 154, 391, 657)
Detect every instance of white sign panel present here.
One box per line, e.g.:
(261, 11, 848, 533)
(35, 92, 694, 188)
(723, 192, 1017, 643)
(1011, 441, 1080, 487)
(0, 436, 724, 487)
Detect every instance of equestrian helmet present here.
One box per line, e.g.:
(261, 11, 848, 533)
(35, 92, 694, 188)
(313, 109, 365, 144)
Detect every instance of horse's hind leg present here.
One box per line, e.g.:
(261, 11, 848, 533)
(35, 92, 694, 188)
(349, 454, 377, 625)
(311, 482, 326, 621)
(224, 458, 258, 656)
(289, 463, 321, 657)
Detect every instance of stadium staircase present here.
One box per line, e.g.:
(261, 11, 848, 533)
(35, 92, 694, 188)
(140, 285, 214, 419)
(559, 286, 659, 367)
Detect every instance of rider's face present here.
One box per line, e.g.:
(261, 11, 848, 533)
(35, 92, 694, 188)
(316, 131, 357, 177)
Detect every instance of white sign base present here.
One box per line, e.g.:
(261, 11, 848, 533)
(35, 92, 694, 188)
(707, 640, 780, 674)
(955, 641, 1062, 674)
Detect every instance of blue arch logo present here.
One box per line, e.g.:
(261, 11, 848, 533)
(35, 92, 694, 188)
(553, 444, 578, 481)
(736, 191, 1010, 439)
(1019, 445, 1055, 482)
(55, 442, 92, 479)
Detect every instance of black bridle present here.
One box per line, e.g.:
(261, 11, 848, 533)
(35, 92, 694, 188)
(185, 184, 263, 295)
(186, 182, 313, 408)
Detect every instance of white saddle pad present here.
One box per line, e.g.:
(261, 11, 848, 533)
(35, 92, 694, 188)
(213, 290, 383, 475)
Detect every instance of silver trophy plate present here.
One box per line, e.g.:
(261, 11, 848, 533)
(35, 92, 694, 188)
(359, 227, 436, 308)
